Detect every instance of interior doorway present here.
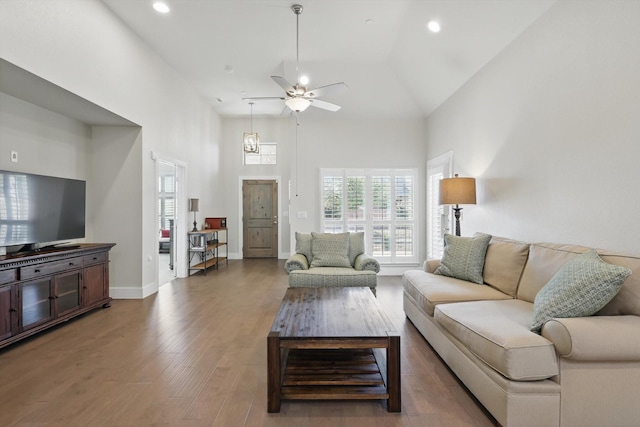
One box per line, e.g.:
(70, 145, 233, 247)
(156, 155, 187, 285)
(158, 160, 177, 285)
(242, 179, 278, 258)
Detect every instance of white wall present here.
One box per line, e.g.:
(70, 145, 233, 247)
(0, 0, 222, 296)
(221, 116, 427, 265)
(0, 93, 91, 179)
(425, 0, 640, 254)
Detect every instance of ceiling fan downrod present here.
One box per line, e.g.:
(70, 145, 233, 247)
(292, 4, 303, 84)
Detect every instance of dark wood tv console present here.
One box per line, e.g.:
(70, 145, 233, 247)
(0, 243, 115, 349)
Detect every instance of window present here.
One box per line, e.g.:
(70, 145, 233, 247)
(158, 174, 175, 230)
(244, 142, 277, 165)
(320, 169, 418, 263)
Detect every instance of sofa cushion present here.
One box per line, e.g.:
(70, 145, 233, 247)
(403, 270, 512, 316)
(295, 232, 313, 261)
(348, 232, 365, 266)
(517, 243, 590, 303)
(596, 250, 640, 316)
(530, 250, 631, 332)
(435, 300, 559, 381)
(310, 232, 351, 268)
(483, 235, 530, 297)
(434, 233, 491, 284)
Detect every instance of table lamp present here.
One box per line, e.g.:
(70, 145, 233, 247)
(189, 198, 199, 231)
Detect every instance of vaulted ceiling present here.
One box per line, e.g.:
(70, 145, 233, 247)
(102, 0, 556, 119)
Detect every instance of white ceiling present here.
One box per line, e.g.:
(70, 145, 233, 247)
(101, 0, 556, 119)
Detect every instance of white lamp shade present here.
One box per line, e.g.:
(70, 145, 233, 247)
(285, 97, 311, 112)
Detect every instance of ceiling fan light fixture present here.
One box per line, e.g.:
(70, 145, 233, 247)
(285, 97, 311, 112)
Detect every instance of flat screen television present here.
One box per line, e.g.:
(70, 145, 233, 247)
(0, 170, 86, 252)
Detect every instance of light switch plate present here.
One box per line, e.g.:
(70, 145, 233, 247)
(11, 151, 18, 163)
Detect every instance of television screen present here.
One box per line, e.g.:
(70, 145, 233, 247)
(0, 170, 86, 248)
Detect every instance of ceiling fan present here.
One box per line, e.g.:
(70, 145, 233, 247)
(244, 4, 348, 113)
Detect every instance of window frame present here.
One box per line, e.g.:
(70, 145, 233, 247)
(320, 168, 418, 264)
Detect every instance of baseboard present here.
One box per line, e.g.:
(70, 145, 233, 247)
(378, 264, 420, 276)
(110, 281, 158, 299)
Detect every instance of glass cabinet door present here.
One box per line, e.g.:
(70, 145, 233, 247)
(20, 279, 53, 330)
(55, 271, 81, 317)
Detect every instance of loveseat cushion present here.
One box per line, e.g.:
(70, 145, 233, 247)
(530, 249, 631, 332)
(289, 267, 377, 288)
(310, 232, 351, 268)
(403, 270, 512, 316)
(434, 233, 491, 284)
(483, 236, 530, 297)
(295, 232, 313, 261)
(435, 300, 559, 381)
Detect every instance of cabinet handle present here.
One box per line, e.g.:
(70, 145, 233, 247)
(34, 269, 41, 273)
(49, 296, 56, 300)
(93, 257, 98, 260)
(9, 308, 17, 312)
(69, 262, 75, 266)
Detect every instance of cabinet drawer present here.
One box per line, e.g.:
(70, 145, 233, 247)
(0, 269, 16, 285)
(20, 257, 83, 280)
(83, 252, 107, 265)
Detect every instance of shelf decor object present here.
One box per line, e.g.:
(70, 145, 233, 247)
(189, 198, 199, 232)
(439, 174, 476, 236)
(243, 102, 260, 153)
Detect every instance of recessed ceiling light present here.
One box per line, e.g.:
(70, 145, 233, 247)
(365, 18, 374, 25)
(299, 75, 309, 85)
(224, 65, 234, 73)
(153, 2, 170, 14)
(427, 20, 441, 33)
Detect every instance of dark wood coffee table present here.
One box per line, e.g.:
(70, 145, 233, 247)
(267, 287, 401, 412)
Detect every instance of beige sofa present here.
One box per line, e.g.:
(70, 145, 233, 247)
(403, 236, 640, 427)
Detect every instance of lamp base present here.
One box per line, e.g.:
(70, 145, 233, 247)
(453, 206, 462, 236)
(192, 221, 198, 232)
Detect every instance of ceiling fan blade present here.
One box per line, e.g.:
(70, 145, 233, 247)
(304, 82, 348, 99)
(309, 99, 341, 112)
(271, 76, 295, 95)
(241, 96, 286, 101)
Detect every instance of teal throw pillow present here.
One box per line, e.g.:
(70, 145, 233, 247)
(434, 233, 491, 285)
(295, 232, 313, 261)
(530, 249, 631, 333)
(310, 232, 351, 268)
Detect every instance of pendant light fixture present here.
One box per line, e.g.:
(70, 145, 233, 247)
(243, 102, 260, 153)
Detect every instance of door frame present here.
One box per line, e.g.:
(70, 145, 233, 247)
(154, 152, 189, 281)
(238, 175, 282, 259)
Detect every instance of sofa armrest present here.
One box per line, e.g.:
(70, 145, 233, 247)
(284, 253, 309, 273)
(424, 259, 441, 273)
(542, 315, 640, 361)
(354, 254, 380, 273)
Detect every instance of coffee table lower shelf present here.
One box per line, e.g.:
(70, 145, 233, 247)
(267, 334, 401, 412)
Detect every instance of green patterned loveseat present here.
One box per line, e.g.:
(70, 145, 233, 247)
(284, 232, 380, 295)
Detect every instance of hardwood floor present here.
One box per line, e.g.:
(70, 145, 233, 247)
(0, 259, 497, 426)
